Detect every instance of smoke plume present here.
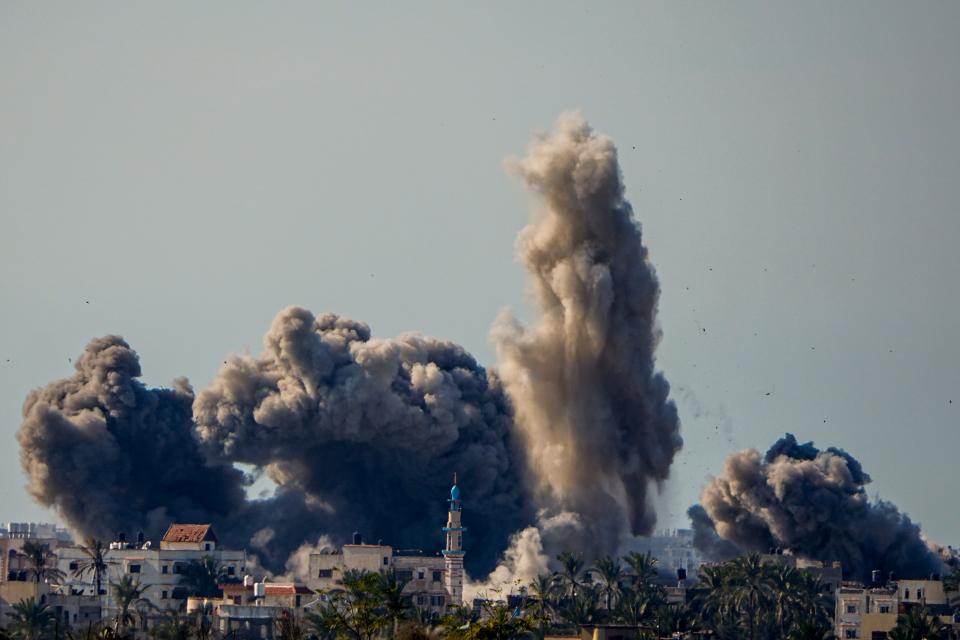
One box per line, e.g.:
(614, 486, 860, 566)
(17, 336, 248, 538)
(16, 114, 681, 580)
(493, 113, 682, 554)
(690, 433, 942, 580)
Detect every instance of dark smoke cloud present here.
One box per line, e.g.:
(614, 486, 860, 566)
(193, 306, 534, 575)
(690, 433, 941, 580)
(16, 114, 681, 580)
(17, 336, 247, 539)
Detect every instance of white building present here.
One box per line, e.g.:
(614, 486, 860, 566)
(307, 478, 466, 612)
(1, 523, 72, 543)
(56, 524, 246, 614)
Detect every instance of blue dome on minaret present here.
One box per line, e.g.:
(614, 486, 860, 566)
(450, 484, 460, 500)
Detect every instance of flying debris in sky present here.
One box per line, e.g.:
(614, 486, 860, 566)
(16, 113, 681, 579)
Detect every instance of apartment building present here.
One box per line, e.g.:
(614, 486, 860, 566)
(56, 524, 246, 613)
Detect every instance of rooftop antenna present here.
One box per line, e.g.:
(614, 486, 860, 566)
(453, 472, 457, 484)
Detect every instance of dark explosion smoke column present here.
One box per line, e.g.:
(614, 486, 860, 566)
(689, 434, 941, 580)
(16, 114, 682, 578)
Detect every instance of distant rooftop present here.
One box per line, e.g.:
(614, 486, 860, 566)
(162, 524, 218, 544)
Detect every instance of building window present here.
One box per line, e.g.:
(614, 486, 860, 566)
(162, 565, 168, 574)
(161, 591, 167, 600)
(204, 543, 211, 551)
(227, 566, 235, 576)
(295, 596, 301, 608)
(844, 630, 858, 639)
(417, 570, 425, 580)
(904, 590, 910, 600)
(383, 557, 389, 566)
(879, 605, 890, 614)
(430, 596, 444, 606)
(432, 571, 442, 582)
(416, 596, 425, 606)
(128, 564, 141, 574)
(846, 604, 857, 614)
(870, 633, 888, 640)
(397, 570, 413, 582)
(318, 569, 333, 578)
(69, 561, 79, 572)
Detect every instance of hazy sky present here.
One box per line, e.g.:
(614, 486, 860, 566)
(1, 3, 958, 547)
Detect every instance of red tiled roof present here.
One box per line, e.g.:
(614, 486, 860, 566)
(265, 584, 314, 596)
(162, 524, 218, 544)
(218, 583, 313, 596)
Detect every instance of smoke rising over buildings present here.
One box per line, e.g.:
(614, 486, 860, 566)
(690, 434, 942, 580)
(493, 113, 682, 553)
(15, 114, 681, 578)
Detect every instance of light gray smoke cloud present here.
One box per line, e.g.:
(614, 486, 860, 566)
(16, 114, 681, 578)
(493, 113, 682, 555)
(690, 433, 942, 580)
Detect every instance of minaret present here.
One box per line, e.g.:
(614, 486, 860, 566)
(442, 473, 466, 607)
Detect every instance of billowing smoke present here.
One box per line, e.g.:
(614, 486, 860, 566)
(690, 433, 942, 580)
(17, 336, 248, 539)
(493, 112, 682, 554)
(193, 306, 534, 575)
(16, 114, 681, 580)
(18, 316, 534, 575)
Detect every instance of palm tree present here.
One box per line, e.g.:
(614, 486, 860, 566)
(20, 542, 64, 585)
(6, 597, 56, 640)
(623, 552, 658, 591)
(559, 589, 598, 632)
(328, 569, 385, 640)
(274, 610, 306, 640)
(653, 604, 692, 637)
(591, 556, 623, 612)
(375, 571, 411, 637)
(787, 620, 836, 640)
(770, 564, 800, 636)
(303, 601, 341, 640)
(527, 573, 558, 636)
(180, 556, 226, 598)
(73, 539, 113, 599)
(729, 554, 773, 640)
(692, 563, 732, 630)
(110, 575, 151, 632)
(887, 606, 950, 640)
(464, 602, 529, 640)
(147, 611, 193, 640)
(613, 586, 657, 627)
(555, 551, 583, 598)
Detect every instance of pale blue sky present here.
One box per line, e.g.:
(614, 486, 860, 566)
(1, 2, 957, 546)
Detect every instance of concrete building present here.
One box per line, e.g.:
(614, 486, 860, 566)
(1, 523, 72, 543)
(2, 523, 73, 584)
(56, 523, 246, 614)
(307, 478, 466, 612)
(760, 552, 844, 596)
(627, 529, 704, 577)
(0, 582, 100, 631)
(187, 579, 316, 640)
(835, 578, 958, 639)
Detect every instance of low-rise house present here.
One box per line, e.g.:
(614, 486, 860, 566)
(187, 579, 316, 640)
(307, 536, 451, 613)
